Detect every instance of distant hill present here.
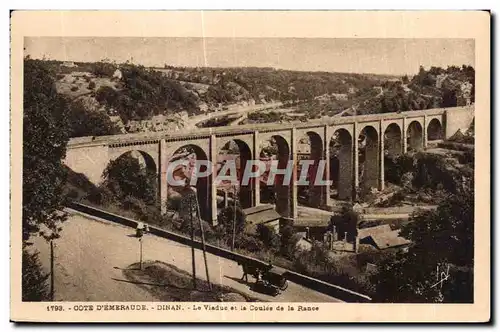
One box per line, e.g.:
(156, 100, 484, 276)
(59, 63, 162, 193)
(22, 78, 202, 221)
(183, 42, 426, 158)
(48, 60, 388, 118)
(352, 65, 475, 116)
(41, 59, 475, 132)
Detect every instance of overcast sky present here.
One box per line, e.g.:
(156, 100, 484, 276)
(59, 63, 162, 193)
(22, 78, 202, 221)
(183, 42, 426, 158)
(24, 37, 474, 75)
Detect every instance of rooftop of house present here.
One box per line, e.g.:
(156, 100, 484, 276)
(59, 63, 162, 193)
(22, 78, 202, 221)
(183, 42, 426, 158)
(366, 230, 411, 250)
(243, 204, 281, 225)
(358, 224, 392, 239)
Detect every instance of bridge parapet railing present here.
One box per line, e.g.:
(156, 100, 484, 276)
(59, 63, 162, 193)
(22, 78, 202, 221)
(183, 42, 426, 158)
(67, 107, 455, 149)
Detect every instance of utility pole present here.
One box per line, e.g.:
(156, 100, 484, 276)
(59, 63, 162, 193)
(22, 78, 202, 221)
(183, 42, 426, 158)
(189, 199, 197, 290)
(50, 240, 55, 301)
(194, 190, 212, 291)
(139, 237, 143, 270)
(232, 185, 237, 251)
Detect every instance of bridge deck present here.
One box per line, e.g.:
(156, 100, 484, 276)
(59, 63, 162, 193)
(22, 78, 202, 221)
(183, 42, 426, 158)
(67, 107, 455, 148)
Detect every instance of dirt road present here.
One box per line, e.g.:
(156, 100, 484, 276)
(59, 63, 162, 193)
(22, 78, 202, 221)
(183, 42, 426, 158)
(32, 211, 341, 302)
(186, 102, 283, 129)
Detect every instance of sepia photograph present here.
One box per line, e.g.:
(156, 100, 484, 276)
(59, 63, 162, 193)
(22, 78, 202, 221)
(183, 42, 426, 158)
(10, 11, 490, 322)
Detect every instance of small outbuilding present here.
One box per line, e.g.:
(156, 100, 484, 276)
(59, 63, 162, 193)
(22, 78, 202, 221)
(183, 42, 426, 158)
(243, 204, 281, 234)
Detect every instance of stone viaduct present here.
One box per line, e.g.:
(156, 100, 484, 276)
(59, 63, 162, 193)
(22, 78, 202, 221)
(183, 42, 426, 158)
(64, 106, 474, 225)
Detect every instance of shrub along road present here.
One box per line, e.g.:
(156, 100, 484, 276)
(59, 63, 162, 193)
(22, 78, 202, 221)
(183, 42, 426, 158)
(32, 211, 341, 302)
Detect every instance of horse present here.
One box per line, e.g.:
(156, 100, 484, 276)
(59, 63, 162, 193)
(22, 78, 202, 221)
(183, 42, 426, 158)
(238, 261, 261, 282)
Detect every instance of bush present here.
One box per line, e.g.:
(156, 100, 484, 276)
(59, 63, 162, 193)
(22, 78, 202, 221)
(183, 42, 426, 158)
(137, 206, 169, 227)
(330, 205, 359, 242)
(179, 215, 219, 242)
(216, 205, 246, 243)
(234, 233, 264, 252)
(67, 100, 120, 137)
(85, 186, 114, 206)
(95, 86, 118, 106)
(412, 153, 458, 192)
(293, 243, 332, 274)
(256, 224, 280, 250)
(101, 154, 158, 204)
(70, 86, 78, 92)
(384, 154, 414, 185)
(22, 248, 50, 301)
(279, 221, 299, 258)
(88, 81, 96, 90)
(459, 150, 474, 164)
(65, 188, 79, 201)
(92, 61, 117, 78)
(122, 195, 148, 215)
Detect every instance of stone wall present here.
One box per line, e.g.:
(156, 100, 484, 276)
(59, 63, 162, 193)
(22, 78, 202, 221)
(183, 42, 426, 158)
(63, 144, 109, 185)
(445, 106, 475, 138)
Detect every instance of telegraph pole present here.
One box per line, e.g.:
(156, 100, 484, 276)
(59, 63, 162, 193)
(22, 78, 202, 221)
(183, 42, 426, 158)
(50, 240, 55, 301)
(232, 186, 237, 251)
(189, 199, 197, 290)
(194, 191, 212, 291)
(139, 237, 143, 270)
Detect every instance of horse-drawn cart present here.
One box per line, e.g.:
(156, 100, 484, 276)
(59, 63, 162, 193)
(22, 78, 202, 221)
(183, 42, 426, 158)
(262, 266, 288, 291)
(251, 264, 289, 296)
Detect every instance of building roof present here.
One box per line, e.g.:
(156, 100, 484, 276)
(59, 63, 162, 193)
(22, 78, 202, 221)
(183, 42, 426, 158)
(296, 237, 313, 251)
(367, 230, 411, 250)
(358, 224, 392, 239)
(243, 204, 281, 225)
(245, 209, 281, 225)
(293, 217, 331, 228)
(243, 204, 274, 215)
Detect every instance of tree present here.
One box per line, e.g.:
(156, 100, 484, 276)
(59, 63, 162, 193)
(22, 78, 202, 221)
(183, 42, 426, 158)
(67, 100, 120, 137)
(412, 153, 459, 193)
(256, 224, 281, 250)
(384, 154, 414, 185)
(279, 219, 299, 258)
(95, 85, 118, 107)
(23, 58, 71, 301)
(92, 60, 117, 78)
(441, 88, 458, 107)
(402, 179, 473, 267)
(401, 97, 410, 112)
(380, 97, 390, 113)
(22, 249, 50, 301)
(216, 204, 247, 246)
(23, 58, 70, 241)
(330, 205, 359, 242)
(101, 154, 157, 205)
(371, 178, 474, 303)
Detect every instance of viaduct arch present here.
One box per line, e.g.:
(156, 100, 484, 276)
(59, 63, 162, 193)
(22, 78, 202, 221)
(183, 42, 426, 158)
(297, 130, 324, 208)
(427, 118, 444, 141)
(259, 134, 292, 217)
(329, 128, 353, 200)
(217, 139, 253, 210)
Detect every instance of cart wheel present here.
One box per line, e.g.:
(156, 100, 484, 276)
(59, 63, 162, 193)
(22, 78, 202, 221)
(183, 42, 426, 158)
(280, 280, 289, 291)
